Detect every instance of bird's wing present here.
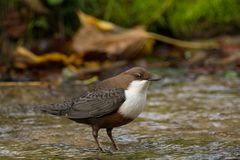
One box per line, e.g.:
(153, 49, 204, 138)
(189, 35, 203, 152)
(40, 88, 125, 119)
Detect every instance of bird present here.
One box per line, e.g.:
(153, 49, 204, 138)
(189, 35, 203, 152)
(39, 67, 160, 152)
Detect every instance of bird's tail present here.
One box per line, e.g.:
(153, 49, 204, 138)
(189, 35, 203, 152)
(36, 101, 73, 116)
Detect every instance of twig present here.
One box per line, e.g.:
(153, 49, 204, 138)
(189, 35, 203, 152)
(147, 32, 219, 49)
(0, 81, 49, 87)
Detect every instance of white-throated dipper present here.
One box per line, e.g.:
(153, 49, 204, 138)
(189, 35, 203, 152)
(40, 67, 160, 151)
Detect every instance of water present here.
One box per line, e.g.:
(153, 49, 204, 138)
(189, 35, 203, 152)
(0, 76, 239, 159)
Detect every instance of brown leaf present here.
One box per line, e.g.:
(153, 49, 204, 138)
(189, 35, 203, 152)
(72, 12, 154, 60)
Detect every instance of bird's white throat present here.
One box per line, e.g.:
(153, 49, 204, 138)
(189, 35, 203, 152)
(118, 80, 149, 119)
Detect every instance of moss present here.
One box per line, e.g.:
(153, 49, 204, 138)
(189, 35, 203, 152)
(78, 0, 240, 38)
(166, 0, 240, 37)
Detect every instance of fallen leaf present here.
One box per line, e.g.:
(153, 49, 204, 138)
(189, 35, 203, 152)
(72, 12, 155, 60)
(15, 46, 83, 66)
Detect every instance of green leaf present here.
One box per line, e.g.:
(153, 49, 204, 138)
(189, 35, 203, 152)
(34, 17, 48, 29)
(225, 70, 238, 79)
(47, 0, 63, 6)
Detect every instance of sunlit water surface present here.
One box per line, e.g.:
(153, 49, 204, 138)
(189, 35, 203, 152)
(0, 76, 239, 159)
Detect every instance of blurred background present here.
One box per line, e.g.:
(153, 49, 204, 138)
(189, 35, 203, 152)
(0, 0, 240, 83)
(1, 1, 240, 159)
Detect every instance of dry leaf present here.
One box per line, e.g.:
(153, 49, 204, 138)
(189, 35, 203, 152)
(15, 46, 83, 66)
(72, 12, 155, 60)
(79, 11, 118, 31)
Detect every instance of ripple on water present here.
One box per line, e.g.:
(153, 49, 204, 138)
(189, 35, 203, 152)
(0, 77, 240, 159)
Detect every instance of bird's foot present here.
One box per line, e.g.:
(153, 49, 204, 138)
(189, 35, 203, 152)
(98, 147, 114, 154)
(113, 144, 119, 151)
(98, 146, 105, 152)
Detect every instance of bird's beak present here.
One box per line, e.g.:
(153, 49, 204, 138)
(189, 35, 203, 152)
(148, 74, 161, 81)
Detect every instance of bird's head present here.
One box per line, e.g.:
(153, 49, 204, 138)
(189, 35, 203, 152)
(121, 67, 161, 93)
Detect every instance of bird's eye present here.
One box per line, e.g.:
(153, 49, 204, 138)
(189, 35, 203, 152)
(135, 73, 142, 79)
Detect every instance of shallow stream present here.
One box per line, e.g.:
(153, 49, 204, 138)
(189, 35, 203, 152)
(0, 76, 239, 159)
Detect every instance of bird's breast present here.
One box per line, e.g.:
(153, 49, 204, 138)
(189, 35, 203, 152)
(118, 89, 147, 119)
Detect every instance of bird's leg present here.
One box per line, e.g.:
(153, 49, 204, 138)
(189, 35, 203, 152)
(92, 125, 104, 152)
(106, 128, 119, 150)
